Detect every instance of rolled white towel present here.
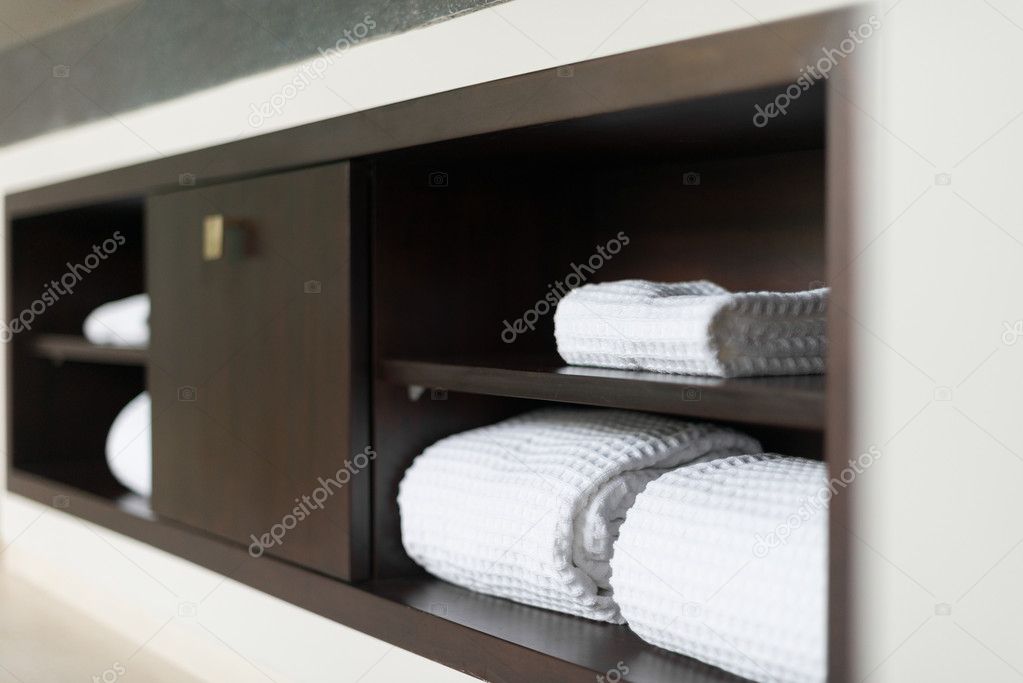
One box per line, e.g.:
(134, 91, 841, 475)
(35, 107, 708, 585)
(397, 407, 761, 623)
(554, 279, 827, 377)
(611, 454, 827, 683)
(106, 392, 151, 498)
(83, 293, 149, 346)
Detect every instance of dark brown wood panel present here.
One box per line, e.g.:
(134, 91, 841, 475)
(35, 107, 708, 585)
(381, 356, 825, 430)
(147, 163, 369, 580)
(371, 149, 826, 362)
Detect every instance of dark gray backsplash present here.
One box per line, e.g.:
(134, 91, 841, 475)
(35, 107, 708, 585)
(0, 0, 506, 147)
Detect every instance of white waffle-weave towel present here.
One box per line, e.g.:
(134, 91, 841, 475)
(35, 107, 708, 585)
(611, 454, 827, 682)
(554, 280, 827, 377)
(84, 293, 149, 346)
(397, 407, 761, 623)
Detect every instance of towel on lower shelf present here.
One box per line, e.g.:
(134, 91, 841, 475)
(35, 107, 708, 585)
(554, 279, 827, 377)
(397, 407, 761, 623)
(106, 392, 151, 498)
(611, 454, 827, 683)
(84, 293, 150, 346)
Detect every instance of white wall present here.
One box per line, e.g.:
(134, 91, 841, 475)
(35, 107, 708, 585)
(8, 0, 1018, 681)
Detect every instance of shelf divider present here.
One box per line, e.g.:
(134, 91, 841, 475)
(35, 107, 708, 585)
(381, 356, 824, 430)
(32, 334, 148, 366)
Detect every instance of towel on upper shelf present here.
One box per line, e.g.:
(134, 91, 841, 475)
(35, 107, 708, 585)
(611, 454, 827, 683)
(106, 392, 151, 498)
(83, 293, 149, 347)
(397, 407, 761, 623)
(554, 279, 827, 378)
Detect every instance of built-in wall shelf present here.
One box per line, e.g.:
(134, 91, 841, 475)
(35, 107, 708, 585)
(381, 357, 825, 430)
(33, 334, 147, 366)
(6, 8, 859, 682)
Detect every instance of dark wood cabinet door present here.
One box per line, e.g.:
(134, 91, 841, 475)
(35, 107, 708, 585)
(147, 163, 368, 580)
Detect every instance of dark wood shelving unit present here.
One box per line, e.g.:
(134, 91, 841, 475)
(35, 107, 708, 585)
(381, 357, 825, 430)
(33, 334, 147, 366)
(5, 9, 861, 682)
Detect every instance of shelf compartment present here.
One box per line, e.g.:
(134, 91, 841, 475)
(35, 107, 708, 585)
(33, 334, 147, 366)
(380, 356, 824, 430)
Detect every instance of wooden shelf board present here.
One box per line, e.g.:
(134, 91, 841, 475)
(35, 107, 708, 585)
(33, 334, 147, 366)
(361, 576, 752, 683)
(381, 356, 825, 430)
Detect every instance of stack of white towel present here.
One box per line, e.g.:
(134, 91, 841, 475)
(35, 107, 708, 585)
(398, 408, 828, 683)
(398, 407, 760, 622)
(554, 279, 828, 377)
(84, 294, 152, 498)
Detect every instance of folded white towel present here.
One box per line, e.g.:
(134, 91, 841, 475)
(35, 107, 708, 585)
(106, 392, 151, 498)
(554, 280, 827, 377)
(611, 454, 827, 683)
(397, 408, 761, 623)
(83, 294, 149, 346)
